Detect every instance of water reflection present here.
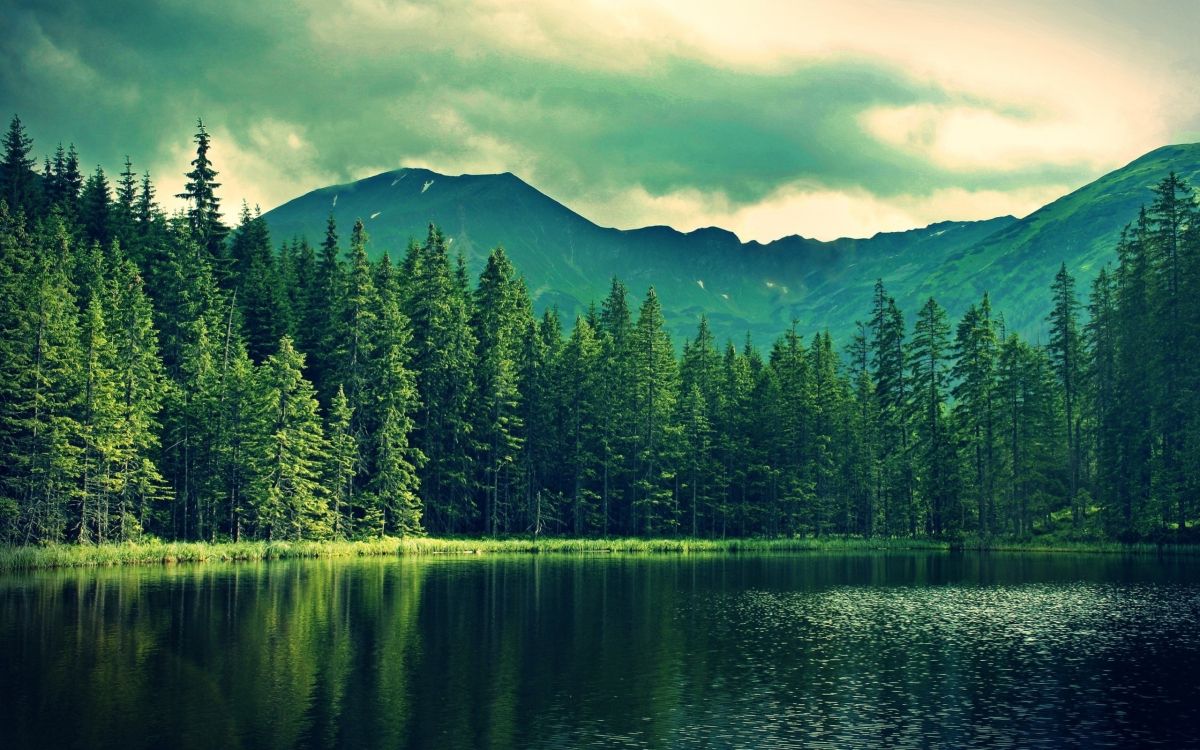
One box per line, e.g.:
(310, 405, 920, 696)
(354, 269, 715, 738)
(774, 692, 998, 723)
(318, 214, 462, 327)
(1, 553, 1198, 749)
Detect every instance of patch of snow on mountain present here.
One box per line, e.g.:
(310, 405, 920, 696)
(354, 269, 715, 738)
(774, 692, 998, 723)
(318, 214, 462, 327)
(422, 180, 434, 194)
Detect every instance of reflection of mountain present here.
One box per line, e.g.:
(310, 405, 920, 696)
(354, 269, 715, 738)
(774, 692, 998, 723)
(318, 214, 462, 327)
(264, 144, 1200, 343)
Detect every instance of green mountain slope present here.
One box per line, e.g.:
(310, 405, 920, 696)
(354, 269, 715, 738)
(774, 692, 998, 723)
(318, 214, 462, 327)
(262, 143, 1200, 345)
(921, 143, 1200, 338)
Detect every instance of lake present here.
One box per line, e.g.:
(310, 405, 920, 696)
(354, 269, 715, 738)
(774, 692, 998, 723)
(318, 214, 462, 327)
(2, 552, 1199, 748)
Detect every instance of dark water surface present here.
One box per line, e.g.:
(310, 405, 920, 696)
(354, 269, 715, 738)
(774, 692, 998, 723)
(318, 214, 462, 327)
(2, 552, 1199, 749)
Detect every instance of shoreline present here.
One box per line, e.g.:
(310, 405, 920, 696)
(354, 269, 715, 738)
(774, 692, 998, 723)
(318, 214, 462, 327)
(1, 536, 1197, 572)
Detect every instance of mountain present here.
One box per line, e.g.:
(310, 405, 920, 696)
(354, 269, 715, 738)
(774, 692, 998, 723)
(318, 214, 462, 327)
(262, 144, 1200, 345)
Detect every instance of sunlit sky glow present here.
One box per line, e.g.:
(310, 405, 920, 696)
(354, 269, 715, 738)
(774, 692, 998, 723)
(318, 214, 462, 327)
(3, 0, 1198, 241)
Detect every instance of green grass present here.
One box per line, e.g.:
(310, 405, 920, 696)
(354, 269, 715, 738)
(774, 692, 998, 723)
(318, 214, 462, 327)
(0, 534, 1194, 572)
(0, 536, 943, 571)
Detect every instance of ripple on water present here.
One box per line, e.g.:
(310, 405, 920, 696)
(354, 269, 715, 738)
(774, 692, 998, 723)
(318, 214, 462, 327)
(647, 582, 1200, 749)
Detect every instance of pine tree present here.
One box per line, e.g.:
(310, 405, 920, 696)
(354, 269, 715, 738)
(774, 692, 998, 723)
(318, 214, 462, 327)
(176, 119, 227, 264)
(770, 324, 813, 533)
(405, 225, 476, 533)
(76, 292, 121, 543)
(286, 238, 318, 357)
(110, 157, 138, 250)
(517, 310, 561, 534)
(596, 278, 636, 534)
(470, 247, 531, 534)
(1114, 216, 1154, 536)
(559, 316, 603, 534)
(308, 215, 344, 402)
(630, 287, 679, 535)
(230, 206, 286, 362)
(846, 320, 879, 536)
(909, 297, 952, 536)
(361, 257, 424, 537)
(332, 218, 377, 418)
(1148, 174, 1196, 531)
(107, 254, 168, 539)
(1047, 263, 1083, 526)
(0, 114, 39, 216)
(79, 165, 111, 247)
(809, 331, 844, 534)
(952, 294, 998, 536)
(255, 337, 332, 540)
(869, 281, 911, 535)
(0, 217, 84, 542)
(324, 386, 356, 537)
(679, 317, 721, 536)
(43, 144, 66, 210)
(0, 201, 34, 538)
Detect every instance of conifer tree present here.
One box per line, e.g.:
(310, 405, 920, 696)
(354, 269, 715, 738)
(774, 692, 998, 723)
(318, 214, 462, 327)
(255, 337, 331, 540)
(405, 225, 476, 532)
(597, 278, 636, 533)
(61, 145, 84, 219)
(308, 214, 344, 402)
(1148, 174, 1196, 531)
(176, 119, 227, 264)
(559, 316, 603, 534)
(910, 297, 952, 535)
(517, 310, 561, 534)
(0, 114, 38, 216)
(630, 287, 679, 535)
(679, 317, 721, 535)
(470, 247, 531, 534)
(325, 386, 356, 537)
(107, 253, 168, 538)
(1, 217, 84, 541)
(1047, 263, 1083, 525)
(230, 206, 286, 362)
(809, 331, 844, 534)
(952, 294, 998, 536)
(111, 156, 138, 249)
(79, 165, 111, 246)
(333, 219, 377, 419)
(361, 255, 424, 536)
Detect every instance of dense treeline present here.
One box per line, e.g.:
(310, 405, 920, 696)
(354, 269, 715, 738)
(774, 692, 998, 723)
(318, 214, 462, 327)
(1, 116, 1197, 544)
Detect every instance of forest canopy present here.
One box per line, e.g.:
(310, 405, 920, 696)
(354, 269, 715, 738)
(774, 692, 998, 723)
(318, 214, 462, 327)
(1, 115, 1197, 545)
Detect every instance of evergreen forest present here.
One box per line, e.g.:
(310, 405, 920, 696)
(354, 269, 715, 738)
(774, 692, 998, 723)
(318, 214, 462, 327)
(2, 115, 1198, 546)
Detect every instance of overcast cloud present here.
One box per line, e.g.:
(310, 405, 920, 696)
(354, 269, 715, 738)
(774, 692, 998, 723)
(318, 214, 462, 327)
(2, 0, 1197, 241)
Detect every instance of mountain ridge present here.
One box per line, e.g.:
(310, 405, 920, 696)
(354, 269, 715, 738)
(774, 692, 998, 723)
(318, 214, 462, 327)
(263, 143, 1200, 345)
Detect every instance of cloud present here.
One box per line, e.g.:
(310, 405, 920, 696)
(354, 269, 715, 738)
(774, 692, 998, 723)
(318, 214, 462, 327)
(574, 181, 1069, 243)
(859, 104, 1132, 173)
(1, 0, 1196, 241)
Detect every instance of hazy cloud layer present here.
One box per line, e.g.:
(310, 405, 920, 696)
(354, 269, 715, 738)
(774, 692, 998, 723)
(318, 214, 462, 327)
(2, 0, 1197, 240)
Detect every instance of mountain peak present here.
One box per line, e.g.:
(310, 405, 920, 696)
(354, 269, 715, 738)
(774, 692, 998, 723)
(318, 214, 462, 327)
(263, 143, 1200, 345)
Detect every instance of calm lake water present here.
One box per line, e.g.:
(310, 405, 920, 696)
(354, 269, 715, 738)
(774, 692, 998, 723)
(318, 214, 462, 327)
(2, 552, 1199, 749)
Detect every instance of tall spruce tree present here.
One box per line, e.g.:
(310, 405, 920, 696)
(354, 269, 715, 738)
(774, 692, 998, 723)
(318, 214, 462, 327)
(405, 225, 476, 533)
(470, 247, 531, 534)
(1047, 263, 1083, 525)
(630, 287, 679, 535)
(0, 114, 38, 216)
(952, 294, 998, 536)
(255, 337, 331, 541)
(910, 297, 952, 536)
(176, 119, 227, 265)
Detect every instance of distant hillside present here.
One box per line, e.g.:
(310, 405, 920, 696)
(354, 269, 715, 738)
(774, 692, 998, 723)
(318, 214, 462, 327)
(263, 144, 1200, 345)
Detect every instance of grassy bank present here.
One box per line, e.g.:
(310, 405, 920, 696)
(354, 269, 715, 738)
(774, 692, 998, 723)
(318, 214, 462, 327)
(0, 535, 1194, 572)
(0, 536, 941, 571)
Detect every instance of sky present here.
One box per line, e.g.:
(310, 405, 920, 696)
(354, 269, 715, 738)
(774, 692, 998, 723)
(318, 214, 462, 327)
(2, 0, 1199, 242)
